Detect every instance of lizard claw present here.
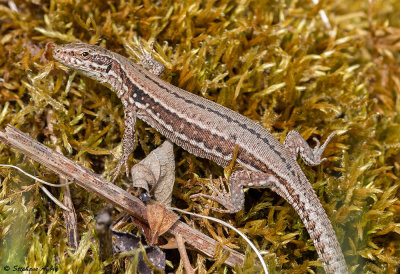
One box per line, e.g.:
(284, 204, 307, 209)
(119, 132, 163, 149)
(311, 131, 336, 164)
(133, 40, 165, 77)
(190, 176, 236, 213)
(109, 158, 130, 183)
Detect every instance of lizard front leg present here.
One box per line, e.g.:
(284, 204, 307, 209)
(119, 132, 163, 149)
(128, 39, 165, 77)
(191, 170, 280, 213)
(110, 41, 163, 183)
(284, 130, 336, 166)
(136, 41, 164, 77)
(110, 107, 137, 182)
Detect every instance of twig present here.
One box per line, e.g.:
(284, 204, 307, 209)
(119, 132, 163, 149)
(95, 207, 114, 274)
(0, 125, 245, 268)
(62, 181, 79, 249)
(176, 234, 195, 274)
(169, 207, 268, 273)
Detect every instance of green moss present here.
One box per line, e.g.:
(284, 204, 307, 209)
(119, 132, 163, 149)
(1, 0, 400, 272)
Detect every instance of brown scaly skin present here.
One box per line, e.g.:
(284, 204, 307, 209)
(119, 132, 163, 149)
(52, 42, 348, 273)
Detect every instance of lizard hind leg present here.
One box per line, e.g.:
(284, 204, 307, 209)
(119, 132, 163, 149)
(283, 130, 336, 166)
(190, 171, 280, 214)
(190, 176, 237, 214)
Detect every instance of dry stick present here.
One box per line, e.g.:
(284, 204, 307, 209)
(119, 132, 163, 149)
(95, 206, 114, 274)
(62, 182, 79, 249)
(0, 125, 245, 268)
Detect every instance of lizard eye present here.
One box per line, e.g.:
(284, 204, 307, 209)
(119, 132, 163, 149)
(82, 52, 89, 57)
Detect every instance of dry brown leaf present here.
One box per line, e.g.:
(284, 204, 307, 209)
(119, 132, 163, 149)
(146, 200, 180, 245)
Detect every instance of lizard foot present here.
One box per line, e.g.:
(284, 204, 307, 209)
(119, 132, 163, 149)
(284, 130, 336, 166)
(190, 176, 239, 213)
(109, 157, 130, 183)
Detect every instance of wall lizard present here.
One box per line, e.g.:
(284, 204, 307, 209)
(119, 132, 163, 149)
(51, 42, 348, 273)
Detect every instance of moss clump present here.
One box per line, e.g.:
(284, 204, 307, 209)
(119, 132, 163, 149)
(1, 0, 399, 272)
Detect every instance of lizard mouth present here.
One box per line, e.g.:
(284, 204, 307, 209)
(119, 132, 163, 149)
(49, 44, 68, 65)
(52, 45, 71, 64)
(51, 45, 86, 71)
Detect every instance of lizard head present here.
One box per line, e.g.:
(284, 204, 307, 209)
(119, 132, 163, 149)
(52, 42, 115, 82)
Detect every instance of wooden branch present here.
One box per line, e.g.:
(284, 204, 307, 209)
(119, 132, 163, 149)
(0, 125, 245, 268)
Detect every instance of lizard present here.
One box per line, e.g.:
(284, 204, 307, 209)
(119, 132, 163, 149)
(50, 41, 348, 273)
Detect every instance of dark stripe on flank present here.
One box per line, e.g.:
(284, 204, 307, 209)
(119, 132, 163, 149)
(142, 74, 298, 175)
(95, 54, 297, 178)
